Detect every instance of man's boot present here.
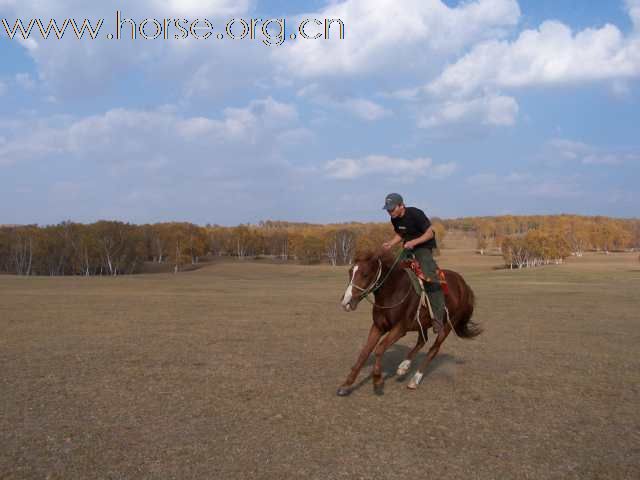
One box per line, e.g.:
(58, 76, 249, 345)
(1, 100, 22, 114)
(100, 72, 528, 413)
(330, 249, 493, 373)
(427, 288, 446, 335)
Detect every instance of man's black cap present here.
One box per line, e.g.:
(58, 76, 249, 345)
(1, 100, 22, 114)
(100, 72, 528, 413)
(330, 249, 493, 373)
(383, 193, 403, 211)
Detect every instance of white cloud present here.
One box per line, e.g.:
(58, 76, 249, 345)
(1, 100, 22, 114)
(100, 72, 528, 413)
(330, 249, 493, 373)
(548, 138, 640, 166)
(548, 139, 592, 160)
(527, 181, 582, 199)
(0, 97, 299, 167)
(605, 189, 635, 204)
(15, 72, 36, 90)
(297, 83, 391, 121)
(0, 126, 68, 167)
(388, 1, 640, 131)
(276, 127, 315, 146)
(149, 0, 249, 17)
(430, 162, 458, 179)
(627, 0, 640, 29)
(610, 79, 632, 98)
(166, 97, 298, 143)
(0, 95, 316, 223)
(1, 0, 257, 99)
(177, 116, 218, 138)
(342, 98, 391, 121)
(581, 154, 624, 166)
(325, 154, 456, 181)
(466, 171, 534, 187)
(17, 37, 38, 51)
(466, 171, 581, 198)
(296, 83, 321, 99)
(419, 93, 518, 128)
(429, 18, 640, 97)
(276, 0, 521, 78)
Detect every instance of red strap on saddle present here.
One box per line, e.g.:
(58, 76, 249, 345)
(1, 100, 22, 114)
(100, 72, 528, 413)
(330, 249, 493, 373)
(437, 269, 449, 296)
(408, 259, 426, 280)
(407, 259, 449, 295)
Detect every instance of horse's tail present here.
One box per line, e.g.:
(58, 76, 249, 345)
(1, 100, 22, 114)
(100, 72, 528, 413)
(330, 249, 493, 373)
(453, 278, 482, 339)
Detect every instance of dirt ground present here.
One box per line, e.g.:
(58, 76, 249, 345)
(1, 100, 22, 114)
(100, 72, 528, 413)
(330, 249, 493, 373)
(1, 249, 639, 479)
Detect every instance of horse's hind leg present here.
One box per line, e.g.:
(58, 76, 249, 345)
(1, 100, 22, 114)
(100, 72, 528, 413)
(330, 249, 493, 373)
(396, 334, 426, 377)
(337, 324, 382, 396)
(408, 323, 451, 389)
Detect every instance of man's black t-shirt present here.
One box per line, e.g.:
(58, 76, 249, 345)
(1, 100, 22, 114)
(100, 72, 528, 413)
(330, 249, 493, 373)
(391, 206, 437, 250)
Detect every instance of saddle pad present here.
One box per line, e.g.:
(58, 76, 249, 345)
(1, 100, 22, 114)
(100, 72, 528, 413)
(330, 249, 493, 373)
(403, 266, 449, 296)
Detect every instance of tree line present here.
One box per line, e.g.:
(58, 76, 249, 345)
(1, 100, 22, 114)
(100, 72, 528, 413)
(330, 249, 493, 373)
(0, 220, 448, 276)
(443, 215, 640, 269)
(1, 215, 637, 276)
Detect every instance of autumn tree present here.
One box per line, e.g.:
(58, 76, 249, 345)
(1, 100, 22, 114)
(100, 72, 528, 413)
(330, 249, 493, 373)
(324, 228, 357, 266)
(293, 235, 325, 264)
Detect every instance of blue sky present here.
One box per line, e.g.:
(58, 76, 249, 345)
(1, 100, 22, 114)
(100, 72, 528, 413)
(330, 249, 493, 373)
(0, 0, 638, 225)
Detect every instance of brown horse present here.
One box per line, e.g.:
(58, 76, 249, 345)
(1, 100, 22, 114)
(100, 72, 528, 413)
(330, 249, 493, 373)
(338, 249, 481, 395)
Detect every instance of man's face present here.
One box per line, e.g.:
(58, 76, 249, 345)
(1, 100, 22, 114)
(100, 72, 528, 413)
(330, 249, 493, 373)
(388, 204, 405, 219)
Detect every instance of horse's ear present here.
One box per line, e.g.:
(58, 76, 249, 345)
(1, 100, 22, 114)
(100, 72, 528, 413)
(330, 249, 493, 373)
(375, 248, 397, 267)
(374, 248, 387, 260)
(353, 249, 374, 264)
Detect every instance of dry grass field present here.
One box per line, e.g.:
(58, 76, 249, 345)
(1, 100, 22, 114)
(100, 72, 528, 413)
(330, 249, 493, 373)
(1, 247, 639, 479)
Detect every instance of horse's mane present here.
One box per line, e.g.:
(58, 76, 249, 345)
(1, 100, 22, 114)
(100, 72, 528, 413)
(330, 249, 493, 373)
(353, 249, 396, 268)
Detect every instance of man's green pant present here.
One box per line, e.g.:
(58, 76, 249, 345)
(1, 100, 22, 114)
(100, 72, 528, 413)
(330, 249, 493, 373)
(413, 248, 445, 331)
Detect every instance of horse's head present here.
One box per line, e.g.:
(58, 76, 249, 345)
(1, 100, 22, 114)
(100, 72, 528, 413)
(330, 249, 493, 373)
(340, 251, 384, 312)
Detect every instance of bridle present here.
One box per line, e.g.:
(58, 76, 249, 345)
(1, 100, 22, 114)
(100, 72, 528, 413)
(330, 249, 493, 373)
(349, 258, 384, 301)
(347, 250, 413, 310)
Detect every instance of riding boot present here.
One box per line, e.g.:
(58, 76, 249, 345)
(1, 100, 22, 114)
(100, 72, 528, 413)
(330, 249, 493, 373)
(427, 288, 445, 333)
(414, 247, 446, 334)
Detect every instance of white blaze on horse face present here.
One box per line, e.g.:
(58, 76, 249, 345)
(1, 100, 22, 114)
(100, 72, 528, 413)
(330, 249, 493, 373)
(341, 265, 358, 310)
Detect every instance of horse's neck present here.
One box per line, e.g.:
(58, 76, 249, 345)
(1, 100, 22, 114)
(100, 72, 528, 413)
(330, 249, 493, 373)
(374, 262, 406, 296)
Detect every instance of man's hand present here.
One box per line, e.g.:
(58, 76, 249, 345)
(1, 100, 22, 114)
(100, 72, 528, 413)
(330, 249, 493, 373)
(383, 234, 402, 250)
(404, 240, 416, 250)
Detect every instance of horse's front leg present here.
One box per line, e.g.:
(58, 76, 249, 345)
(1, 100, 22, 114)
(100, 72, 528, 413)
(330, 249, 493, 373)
(337, 324, 382, 397)
(396, 333, 426, 377)
(371, 323, 406, 394)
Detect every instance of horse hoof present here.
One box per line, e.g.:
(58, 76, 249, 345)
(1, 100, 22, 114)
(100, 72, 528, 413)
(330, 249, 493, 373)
(407, 371, 424, 390)
(373, 383, 384, 396)
(396, 360, 411, 377)
(336, 387, 352, 397)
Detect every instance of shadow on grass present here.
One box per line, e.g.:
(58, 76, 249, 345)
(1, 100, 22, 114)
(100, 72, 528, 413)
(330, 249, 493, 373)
(344, 344, 458, 394)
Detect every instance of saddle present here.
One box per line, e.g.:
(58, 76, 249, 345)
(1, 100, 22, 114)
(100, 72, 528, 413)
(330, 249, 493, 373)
(401, 259, 449, 296)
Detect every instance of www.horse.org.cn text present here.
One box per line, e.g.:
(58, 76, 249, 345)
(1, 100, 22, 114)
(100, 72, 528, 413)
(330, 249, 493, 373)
(1, 12, 346, 46)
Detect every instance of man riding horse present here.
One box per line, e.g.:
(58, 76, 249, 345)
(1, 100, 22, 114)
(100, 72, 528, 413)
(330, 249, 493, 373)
(382, 193, 445, 334)
(337, 193, 480, 395)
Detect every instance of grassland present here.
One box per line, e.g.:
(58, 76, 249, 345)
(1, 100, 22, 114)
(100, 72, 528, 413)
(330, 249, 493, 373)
(1, 247, 639, 479)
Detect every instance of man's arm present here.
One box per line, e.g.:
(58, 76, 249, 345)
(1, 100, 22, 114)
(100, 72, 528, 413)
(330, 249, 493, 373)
(382, 233, 403, 250)
(404, 226, 434, 250)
